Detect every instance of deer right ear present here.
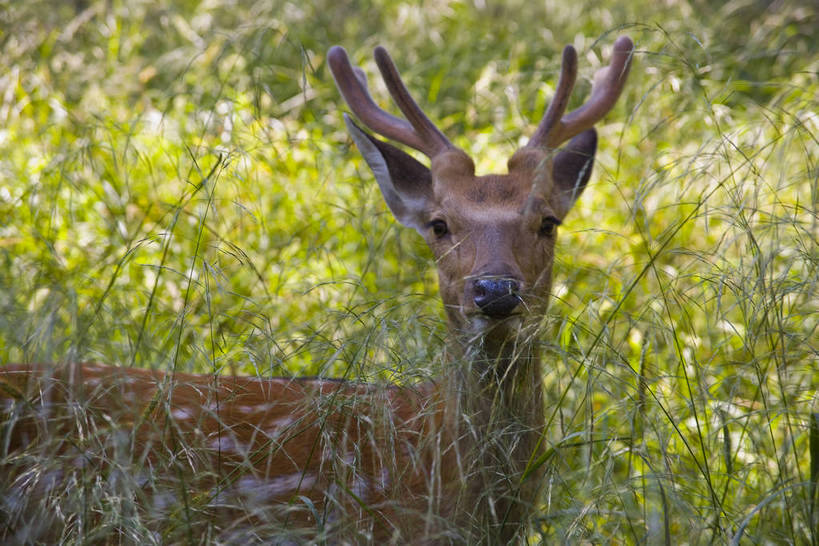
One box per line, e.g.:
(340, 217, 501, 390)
(344, 114, 433, 231)
(551, 128, 598, 218)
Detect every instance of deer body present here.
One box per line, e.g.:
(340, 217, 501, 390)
(0, 37, 633, 543)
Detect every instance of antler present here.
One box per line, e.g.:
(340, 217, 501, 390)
(527, 35, 634, 150)
(327, 45, 453, 158)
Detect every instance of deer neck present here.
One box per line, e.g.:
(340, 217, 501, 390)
(435, 324, 545, 540)
(446, 326, 544, 432)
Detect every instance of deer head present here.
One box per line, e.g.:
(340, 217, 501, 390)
(328, 38, 633, 339)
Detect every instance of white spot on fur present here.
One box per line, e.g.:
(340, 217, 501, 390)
(153, 491, 178, 512)
(120, 390, 137, 402)
(235, 473, 317, 502)
(171, 407, 194, 420)
(237, 402, 282, 413)
(378, 467, 391, 492)
(72, 453, 91, 469)
(208, 435, 247, 454)
(351, 476, 370, 502)
(37, 470, 63, 493)
(263, 415, 295, 435)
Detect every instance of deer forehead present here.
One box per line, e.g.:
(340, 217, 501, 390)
(434, 173, 534, 214)
(432, 174, 559, 237)
(437, 202, 529, 232)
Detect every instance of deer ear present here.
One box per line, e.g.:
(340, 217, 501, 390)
(344, 115, 433, 231)
(551, 128, 597, 218)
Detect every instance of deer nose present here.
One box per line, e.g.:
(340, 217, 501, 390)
(472, 278, 521, 317)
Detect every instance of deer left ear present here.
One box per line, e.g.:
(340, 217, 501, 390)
(551, 129, 597, 218)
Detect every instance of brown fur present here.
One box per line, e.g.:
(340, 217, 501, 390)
(0, 152, 561, 544)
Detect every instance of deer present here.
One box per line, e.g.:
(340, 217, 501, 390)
(0, 36, 633, 544)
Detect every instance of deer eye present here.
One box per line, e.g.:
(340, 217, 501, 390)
(538, 216, 560, 237)
(429, 219, 448, 238)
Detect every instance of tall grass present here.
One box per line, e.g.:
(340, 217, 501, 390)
(0, 0, 816, 542)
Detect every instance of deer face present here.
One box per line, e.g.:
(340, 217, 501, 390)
(346, 118, 597, 335)
(329, 38, 631, 337)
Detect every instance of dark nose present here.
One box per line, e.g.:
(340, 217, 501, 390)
(472, 278, 521, 317)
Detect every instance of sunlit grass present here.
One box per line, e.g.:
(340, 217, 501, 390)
(1, 0, 816, 542)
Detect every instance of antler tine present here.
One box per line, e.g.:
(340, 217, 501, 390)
(530, 36, 634, 150)
(526, 45, 578, 150)
(372, 46, 453, 158)
(328, 46, 430, 155)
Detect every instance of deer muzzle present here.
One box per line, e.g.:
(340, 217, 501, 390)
(472, 277, 521, 317)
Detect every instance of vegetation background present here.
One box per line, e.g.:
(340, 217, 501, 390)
(0, 0, 816, 542)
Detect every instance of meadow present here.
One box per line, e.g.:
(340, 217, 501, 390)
(0, 0, 816, 542)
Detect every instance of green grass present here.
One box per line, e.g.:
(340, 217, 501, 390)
(1, 0, 817, 542)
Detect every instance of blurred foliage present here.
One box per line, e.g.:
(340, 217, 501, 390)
(0, 0, 817, 542)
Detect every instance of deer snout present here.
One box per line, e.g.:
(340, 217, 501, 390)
(472, 277, 521, 317)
